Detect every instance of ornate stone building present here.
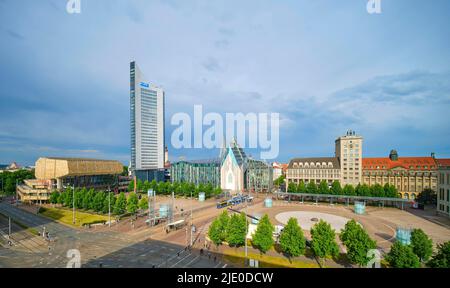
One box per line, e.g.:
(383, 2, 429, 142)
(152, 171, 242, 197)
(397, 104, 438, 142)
(362, 150, 438, 200)
(436, 159, 450, 218)
(286, 130, 360, 188)
(286, 157, 341, 186)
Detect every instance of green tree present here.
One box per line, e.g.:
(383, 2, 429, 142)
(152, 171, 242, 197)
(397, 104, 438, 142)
(102, 192, 115, 214)
(386, 241, 420, 268)
(279, 217, 306, 258)
(75, 188, 86, 209)
(252, 214, 274, 254)
(226, 213, 247, 247)
(297, 180, 306, 193)
(306, 181, 318, 194)
(204, 183, 213, 199)
(150, 179, 158, 192)
(343, 184, 356, 196)
(274, 175, 285, 187)
(49, 191, 60, 204)
(318, 180, 329, 195)
(213, 187, 222, 197)
(121, 166, 129, 176)
(310, 220, 339, 264)
(217, 210, 230, 242)
(208, 211, 230, 246)
(340, 220, 377, 267)
(342, 184, 356, 196)
(287, 182, 297, 193)
(114, 192, 127, 215)
(0, 169, 34, 195)
(136, 180, 144, 193)
(384, 183, 398, 198)
(370, 184, 385, 198)
(127, 192, 139, 214)
(208, 218, 223, 246)
(417, 188, 436, 205)
(427, 241, 450, 268)
(64, 188, 74, 208)
(82, 189, 95, 210)
(139, 195, 149, 210)
(128, 179, 134, 192)
(57, 191, 65, 204)
(93, 192, 105, 212)
(410, 229, 433, 262)
(330, 181, 342, 196)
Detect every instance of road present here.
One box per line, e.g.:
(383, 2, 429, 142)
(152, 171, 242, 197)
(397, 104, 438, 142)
(0, 202, 230, 268)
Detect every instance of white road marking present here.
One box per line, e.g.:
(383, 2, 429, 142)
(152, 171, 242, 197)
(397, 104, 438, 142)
(170, 253, 192, 268)
(184, 255, 200, 267)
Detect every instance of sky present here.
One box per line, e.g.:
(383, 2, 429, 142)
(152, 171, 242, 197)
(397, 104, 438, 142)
(0, 0, 449, 166)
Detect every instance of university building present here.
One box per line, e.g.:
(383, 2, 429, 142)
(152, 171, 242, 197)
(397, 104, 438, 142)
(170, 140, 273, 194)
(436, 159, 450, 217)
(286, 157, 341, 186)
(362, 150, 438, 200)
(170, 159, 221, 187)
(286, 130, 360, 188)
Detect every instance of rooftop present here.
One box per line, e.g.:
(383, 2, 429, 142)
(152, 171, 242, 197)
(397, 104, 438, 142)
(362, 157, 437, 171)
(35, 157, 123, 179)
(288, 157, 340, 169)
(436, 159, 450, 168)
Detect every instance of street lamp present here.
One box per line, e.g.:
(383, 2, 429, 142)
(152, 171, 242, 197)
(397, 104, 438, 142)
(107, 186, 111, 228)
(63, 183, 76, 225)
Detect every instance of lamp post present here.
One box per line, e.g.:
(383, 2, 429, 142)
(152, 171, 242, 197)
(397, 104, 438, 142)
(72, 183, 75, 225)
(107, 186, 111, 228)
(15, 179, 18, 204)
(63, 183, 76, 225)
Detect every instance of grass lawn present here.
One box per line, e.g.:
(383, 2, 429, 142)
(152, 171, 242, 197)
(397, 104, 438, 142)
(39, 207, 109, 228)
(222, 247, 320, 268)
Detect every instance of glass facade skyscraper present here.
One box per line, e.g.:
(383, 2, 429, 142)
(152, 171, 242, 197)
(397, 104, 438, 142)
(130, 61, 165, 181)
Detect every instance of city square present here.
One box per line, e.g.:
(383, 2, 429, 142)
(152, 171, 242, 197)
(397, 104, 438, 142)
(1, 0, 450, 272)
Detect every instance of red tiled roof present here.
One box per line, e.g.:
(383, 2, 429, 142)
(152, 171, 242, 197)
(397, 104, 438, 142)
(436, 159, 450, 168)
(362, 157, 437, 171)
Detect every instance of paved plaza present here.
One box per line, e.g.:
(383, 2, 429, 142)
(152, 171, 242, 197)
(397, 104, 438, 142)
(0, 201, 229, 268)
(275, 211, 352, 231)
(2, 195, 450, 268)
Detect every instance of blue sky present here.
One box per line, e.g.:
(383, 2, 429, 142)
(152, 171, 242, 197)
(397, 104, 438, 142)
(0, 0, 449, 166)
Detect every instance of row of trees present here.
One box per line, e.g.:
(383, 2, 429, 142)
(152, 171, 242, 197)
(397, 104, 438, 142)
(0, 169, 34, 195)
(385, 228, 450, 268)
(49, 188, 149, 215)
(128, 179, 222, 199)
(208, 211, 450, 268)
(208, 211, 344, 265)
(287, 180, 400, 198)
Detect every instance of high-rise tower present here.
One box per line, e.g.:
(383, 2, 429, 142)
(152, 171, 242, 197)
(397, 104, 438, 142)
(130, 61, 165, 181)
(335, 130, 363, 187)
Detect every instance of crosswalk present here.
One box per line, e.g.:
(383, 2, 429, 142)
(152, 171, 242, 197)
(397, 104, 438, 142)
(156, 248, 226, 268)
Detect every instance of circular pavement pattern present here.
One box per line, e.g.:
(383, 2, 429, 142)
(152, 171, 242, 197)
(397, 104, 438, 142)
(275, 211, 353, 231)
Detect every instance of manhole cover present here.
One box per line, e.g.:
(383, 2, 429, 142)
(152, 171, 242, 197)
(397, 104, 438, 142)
(311, 218, 319, 222)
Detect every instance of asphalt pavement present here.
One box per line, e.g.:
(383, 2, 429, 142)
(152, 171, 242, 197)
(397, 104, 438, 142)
(0, 202, 231, 268)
